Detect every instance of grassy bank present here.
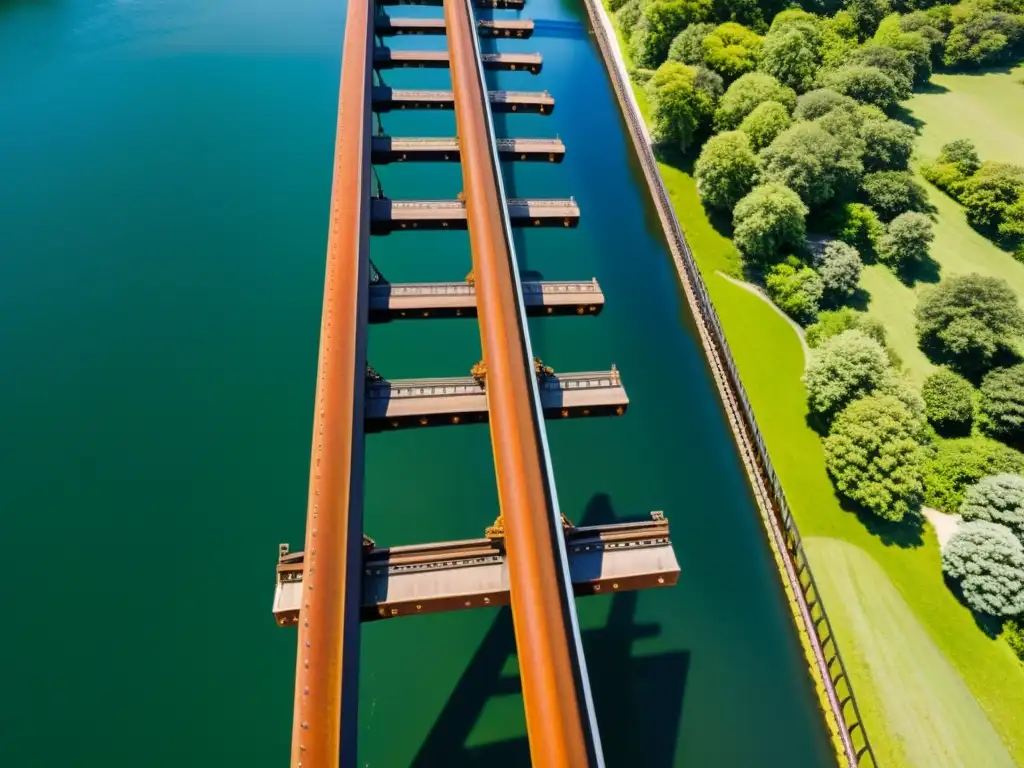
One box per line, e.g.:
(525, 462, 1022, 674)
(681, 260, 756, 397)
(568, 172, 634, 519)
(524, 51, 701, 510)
(602, 8, 1024, 765)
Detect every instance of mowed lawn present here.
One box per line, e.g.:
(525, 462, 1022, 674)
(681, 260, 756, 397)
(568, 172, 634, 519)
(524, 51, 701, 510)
(862, 66, 1024, 383)
(601, 14, 1024, 760)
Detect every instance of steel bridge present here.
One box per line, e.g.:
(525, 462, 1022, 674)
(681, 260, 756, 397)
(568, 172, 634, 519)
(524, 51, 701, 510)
(274, 0, 680, 765)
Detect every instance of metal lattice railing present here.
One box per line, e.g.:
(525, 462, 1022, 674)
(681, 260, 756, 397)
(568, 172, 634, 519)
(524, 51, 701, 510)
(580, 1, 878, 765)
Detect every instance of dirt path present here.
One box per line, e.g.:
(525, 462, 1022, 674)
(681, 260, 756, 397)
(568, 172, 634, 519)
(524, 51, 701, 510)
(923, 507, 962, 548)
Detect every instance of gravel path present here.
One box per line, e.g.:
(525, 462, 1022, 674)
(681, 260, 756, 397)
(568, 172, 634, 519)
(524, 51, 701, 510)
(923, 506, 962, 548)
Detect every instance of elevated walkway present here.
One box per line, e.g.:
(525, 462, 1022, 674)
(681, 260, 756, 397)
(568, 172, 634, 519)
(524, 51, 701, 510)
(375, 17, 534, 37)
(274, 512, 680, 623)
(372, 87, 554, 113)
(364, 368, 627, 429)
(374, 48, 543, 73)
(369, 279, 603, 319)
(371, 136, 565, 163)
(370, 197, 579, 233)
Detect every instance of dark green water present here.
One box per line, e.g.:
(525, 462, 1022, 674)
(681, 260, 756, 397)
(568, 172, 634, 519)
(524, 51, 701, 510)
(0, 0, 832, 765)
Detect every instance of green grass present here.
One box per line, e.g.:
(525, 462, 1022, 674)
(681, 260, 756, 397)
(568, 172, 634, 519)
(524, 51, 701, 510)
(808, 537, 1017, 768)
(601, 9, 1024, 762)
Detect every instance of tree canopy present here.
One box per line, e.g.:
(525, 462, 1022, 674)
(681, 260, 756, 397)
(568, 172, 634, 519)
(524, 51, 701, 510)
(702, 22, 763, 79)
(737, 100, 792, 150)
(694, 130, 761, 209)
(732, 182, 808, 261)
(761, 121, 863, 207)
(834, 202, 885, 259)
(819, 65, 903, 110)
(759, 24, 822, 91)
(803, 329, 891, 417)
(922, 436, 1024, 513)
(860, 171, 931, 221)
(793, 88, 859, 121)
(942, 521, 1024, 617)
(980, 364, 1024, 443)
(878, 211, 935, 271)
(960, 474, 1024, 545)
(860, 117, 916, 172)
(714, 72, 796, 130)
(915, 274, 1024, 373)
(824, 393, 925, 522)
(813, 240, 863, 298)
(646, 62, 714, 153)
(632, 0, 715, 69)
(765, 262, 824, 323)
(922, 368, 976, 435)
(668, 22, 717, 64)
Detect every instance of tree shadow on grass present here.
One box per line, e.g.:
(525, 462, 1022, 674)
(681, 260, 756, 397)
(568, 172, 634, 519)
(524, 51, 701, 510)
(891, 104, 927, 132)
(918, 335, 1022, 386)
(836, 494, 926, 549)
(896, 253, 942, 286)
(942, 574, 1007, 639)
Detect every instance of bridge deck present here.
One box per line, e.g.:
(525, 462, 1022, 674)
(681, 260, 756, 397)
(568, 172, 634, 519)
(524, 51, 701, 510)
(371, 136, 565, 163)
(274, 513, 680, 623)
(370, 197, 579, 232)
(375, 17, 534, 37)
(370, 279, 603, 319)
(374, 49, 543, 73)
(372, 87, 554, 113)
(364, 369, 627, 428)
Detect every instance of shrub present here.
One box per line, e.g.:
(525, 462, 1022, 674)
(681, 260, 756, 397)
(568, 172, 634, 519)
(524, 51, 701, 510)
(813, 241, 863, 298)
(761, 122, 864, 207)
(646, 62, 713, 153)
(793, 88, 858, 121)
(714, 72, 797, 130)
(916, 274, 1024, 374)
(922, 368, 975, 434)
(921, 436, 1024, 513)
(861, 171, 931, 221)
(860, 117, 915, 172)
(732, 182, 808, 262)
(702, 22, 763, 79)
(765, 262, 824, 323)
(824, 393, 925, 522)
(834, 202, 885, 259)
(958, 161, 1024, 233)
(942, 521, 1024, 617)
(668, 22, 716, 64)
(939, 138, 981, 176)
(759, 25, 821, 92)
(694, 131, 761, 209)
(960, 474, 1024, 545)
(806, 307, 886, 348)
(921, 161, 970, 197)
(737, 100, 791, 151)
(819, 65, 902, 111)
(878, 212, 935, 271)
(980, 365, 1024, 443)
(1005, 618, 1024, 662)
(803, 330, 891, 417)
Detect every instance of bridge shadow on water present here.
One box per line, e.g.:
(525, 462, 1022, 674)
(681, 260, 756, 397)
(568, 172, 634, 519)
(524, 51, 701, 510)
(411, 493, 689, 767)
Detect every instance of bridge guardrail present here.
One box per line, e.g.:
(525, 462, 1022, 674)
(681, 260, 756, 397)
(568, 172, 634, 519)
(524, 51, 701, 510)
(580, 2, 878, 766)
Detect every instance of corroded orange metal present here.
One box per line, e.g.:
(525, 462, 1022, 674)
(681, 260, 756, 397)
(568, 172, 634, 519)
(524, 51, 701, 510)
(443, 0, 593, 765)
(289, 0, 373, 764)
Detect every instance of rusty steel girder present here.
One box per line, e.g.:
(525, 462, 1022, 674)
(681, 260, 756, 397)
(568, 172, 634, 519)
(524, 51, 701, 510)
(443, 0, 602, 765)
(288, 0, 373, 765)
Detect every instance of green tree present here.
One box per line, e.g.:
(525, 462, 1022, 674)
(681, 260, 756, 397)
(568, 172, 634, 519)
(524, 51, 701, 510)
(939, 138, 981, 176)
(806, 307, 886, 347)
(803, 329, 891, 417)
(1004, 618, 1024, 662)
(701, 23, 764, 80)
(714, 72, 796, 129)
(824, 393, 925, 522)
(793, 88, 859, 120)
(847, 43, 915, 100)
(819, 65, 902, 110)
(944, 8, 1024, 68)
(668, 22, 717, 64)
(860, 117, 915, 171)
(980, 364, 1024, 443)
(759, 25, 821, 91)
(899, 11, 946, 65)
(694, 131, 761, 209)
(761, 122, 864, 207)
(632, 0, 714, 69)
(834, 202, 885, 258)
(646, 62, 712, 152)
(922, 436, 1024, 512)
(960, 474, 1024, 545)
(922, 368, 976, 434)
(958, 161, 1024, 233)
(617, 0, 645, 35)
(847, 0, 893, 39)
(860, 170, 931, 221)
(878, 211, 935, 270)
(821, 11, 860, 68)
(813, 240, 863, 298)
(737, 100, 791, 150)
(942, 521, 1024, 617)
(916, 274, 1024, 373)
(765, 262, 824, 323)
(732, 182, 808, 261)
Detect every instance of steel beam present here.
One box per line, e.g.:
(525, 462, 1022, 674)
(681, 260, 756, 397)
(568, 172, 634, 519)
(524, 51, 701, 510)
(289, 0, 372, 765)
(443, 0, 603, 764)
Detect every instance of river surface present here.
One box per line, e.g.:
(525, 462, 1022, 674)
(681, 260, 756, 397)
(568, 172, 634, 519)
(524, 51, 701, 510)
(0, 0, 832, 765)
